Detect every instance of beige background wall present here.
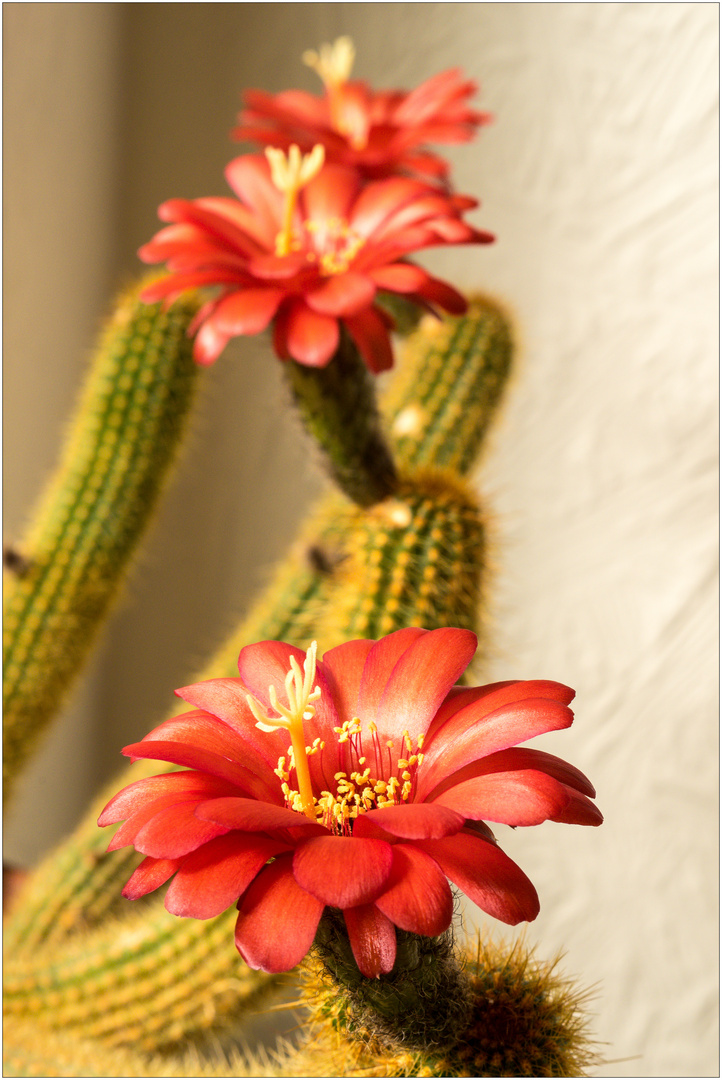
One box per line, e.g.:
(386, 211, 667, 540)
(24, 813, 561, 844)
(4, 4, 718, 1076)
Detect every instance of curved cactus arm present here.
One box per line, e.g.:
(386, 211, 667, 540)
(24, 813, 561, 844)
(3, 280, 204, 806)
(3, 899, 282, 1056)
(382, 294, 514, 475)
(2, 1015, 286, 1078)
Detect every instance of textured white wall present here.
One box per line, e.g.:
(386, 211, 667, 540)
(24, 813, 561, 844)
(4, 4, 717, 1076)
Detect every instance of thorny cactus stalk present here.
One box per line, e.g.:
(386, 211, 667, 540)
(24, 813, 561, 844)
(3, 280, 203, 806)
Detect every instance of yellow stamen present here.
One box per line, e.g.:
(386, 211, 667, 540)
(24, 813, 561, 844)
(246, 641, 321, 821)
(265, 144, 325, 256)
(302, 36, 355, 90)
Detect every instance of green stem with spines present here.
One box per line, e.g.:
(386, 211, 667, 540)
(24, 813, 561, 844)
(383, 294, 514, 474)
(3, 901, 280, 1055)
(283, 328, 398, 506)
(3, 279, 204, 805)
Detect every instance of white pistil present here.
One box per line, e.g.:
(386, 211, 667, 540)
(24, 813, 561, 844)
(302, 36, 355, 89)
(246, 642, 321, 821)
(265, 144, 325, 257)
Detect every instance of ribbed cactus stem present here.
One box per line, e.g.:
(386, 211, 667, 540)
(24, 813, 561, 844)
(315, 470, 487, 648)
(283, 330, 398, 506)
(3, 899, 279, 1055)
(383, 295, 514, 474)
(3, 280, 203, 805)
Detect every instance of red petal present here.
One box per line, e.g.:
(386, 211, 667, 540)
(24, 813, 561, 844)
(133, 802, 229, 858)
(195, 796, 325, 833)
(223, 155, 282, 239)
(302, 163, 361, 223)
(174, 678, 283, 772)
(128, 710, 279, 800)
(292, 835, 393, 907)
(305, 272, 376, 317)
(353, 802, 464, 840)
(165, 833, 289, 918)
(417, 831, 539, 925)
(236, 638, 340, 753)
(552, 787, 604, 826)
(431, 770, 572, 827)
(374, 627, 477, 749)
(122, 855, 184, 900)
(374, 844, 453, 936)
(193, 317, 232, 365)
(344, 904, 397, 977)
(343, 307, 394, 372)
(349, 177, 431, 239)
(411, 275, 469, 315)
(428, 746, 597, 801)
(213, 288, 284, 335)
(99, 771, 236, 827)
(284, 302, 340, 367)
(356, 628, 428, 725)
(319, 638, 376, 727)
(235, 854, 324, 972)
(368, 263, 428, 293)
(417, 688, 575, 801)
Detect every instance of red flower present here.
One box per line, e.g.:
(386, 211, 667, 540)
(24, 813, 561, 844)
(234, 36, 491, 182)
(138, 146, 492, 370)
(100, 629, 602, 979)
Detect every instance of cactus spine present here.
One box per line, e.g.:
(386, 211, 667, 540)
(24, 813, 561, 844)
(3, 280, 203, 804)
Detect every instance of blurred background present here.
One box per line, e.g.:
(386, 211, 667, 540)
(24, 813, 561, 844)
(3, 4, 718, 1076)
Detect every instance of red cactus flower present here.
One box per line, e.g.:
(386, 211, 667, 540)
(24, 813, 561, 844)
(138, 145, 492, 370)
(99, 628, 602, 979)
(234, 36, 491, 182)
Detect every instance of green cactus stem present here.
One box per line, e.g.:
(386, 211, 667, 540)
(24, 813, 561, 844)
(311, 910, 472, 1050)
(383, 294, 514, 475)
(2, 1015, 276, 1078)
(3, 899, 280, 1056)
(314, 470, 487, 649)
(3, 280, 203, 806)
(302, 932, 600, 1078)
(283, 329, 398, 506)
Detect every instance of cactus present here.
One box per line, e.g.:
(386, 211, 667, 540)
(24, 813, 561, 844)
(3, 901, 280, 1054)
(383, 294, 514, 475)
(2, 286, 597, 1078)
(2, 1016, 274, 1078)
(283, 330, 398, 506)
(5, 297, 508, 955)
(3, 280, 203, 805)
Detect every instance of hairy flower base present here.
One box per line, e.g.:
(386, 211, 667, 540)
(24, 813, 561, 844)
(100, 628, 601, 978)
(303, 930, 601, 1077)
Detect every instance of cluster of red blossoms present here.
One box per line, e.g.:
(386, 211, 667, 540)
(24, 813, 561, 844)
(100, 628, 601, 978)
(139, 37, 494, 369)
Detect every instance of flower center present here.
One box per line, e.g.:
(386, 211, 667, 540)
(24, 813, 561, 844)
(265, 144, 325, 257)
(304, 217, 365, 275)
